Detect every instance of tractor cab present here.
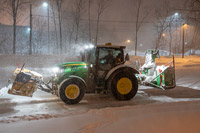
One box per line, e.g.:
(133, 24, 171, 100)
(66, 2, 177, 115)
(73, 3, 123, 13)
(86, 44, 127, 90)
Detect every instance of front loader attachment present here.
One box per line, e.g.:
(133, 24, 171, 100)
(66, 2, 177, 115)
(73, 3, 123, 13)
(8, 64, 43, 97)
(8, 72, 38, 97)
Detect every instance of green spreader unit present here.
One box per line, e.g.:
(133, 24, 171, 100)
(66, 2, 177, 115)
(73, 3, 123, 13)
(155, 66, 176, 89)
(137, 49, 176, 90)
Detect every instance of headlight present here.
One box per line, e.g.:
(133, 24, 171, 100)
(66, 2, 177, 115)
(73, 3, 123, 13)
(53, 67, 60, 73)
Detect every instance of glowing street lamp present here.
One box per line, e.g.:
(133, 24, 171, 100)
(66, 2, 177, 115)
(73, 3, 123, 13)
(126, 40, 131, 43)
(84, 44, 94, 50)
(43, 2, 48, 8)
(183, 23, 187, 27)
(182, 24, 187, 58)
(174, 12, 179, 16)
(27, 27, 30, 32)
(162, 33, 166, 37)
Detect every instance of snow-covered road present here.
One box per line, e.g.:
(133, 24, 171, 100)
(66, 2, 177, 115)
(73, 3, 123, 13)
(0, 55, 200, 132)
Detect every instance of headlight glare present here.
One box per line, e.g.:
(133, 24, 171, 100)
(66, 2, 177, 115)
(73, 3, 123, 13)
(53, 67, 59, 73)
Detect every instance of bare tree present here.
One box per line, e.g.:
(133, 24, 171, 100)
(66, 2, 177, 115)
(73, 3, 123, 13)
(68, 19, 75, 50)
(50, 0, 59, 53)
(0, 1, 4, 14)
(0, 38, 6, 54)
(130, 0, 151, 55)
(167, 14, 178, 56)
(72, 0, 86, 45)
(3, 0, 29, 54)
(32, 17, 46, 54)
(186, 0, 200, 22)
(88, 0, 92, 43)
(0, 3, 6, 53)
(153, 0, 172, 51)
(53, 0, 63, 53)
(95, 0, 110, 45)
(184, 0, 200, 54)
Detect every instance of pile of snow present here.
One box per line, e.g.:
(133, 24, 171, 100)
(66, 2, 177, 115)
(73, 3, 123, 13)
(155, 55, 200, 67)
(128, 50, 171, 56)
(150, 96, 200, 102)
(0, 85, 10, 96)
(128, 51, 145, 56)
(185, 50, 200, 55)
(127, 55, 200, 67)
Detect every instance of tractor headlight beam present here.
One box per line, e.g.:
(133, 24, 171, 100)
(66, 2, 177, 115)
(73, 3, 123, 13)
(53, 67, 60, 73)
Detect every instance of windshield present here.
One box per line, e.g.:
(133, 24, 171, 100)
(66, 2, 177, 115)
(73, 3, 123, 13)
(99, 48, 122, 59)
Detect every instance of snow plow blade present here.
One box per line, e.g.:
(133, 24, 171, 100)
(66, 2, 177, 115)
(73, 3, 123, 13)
(8, 65, 43, 97)
(8, 72, 39, 97)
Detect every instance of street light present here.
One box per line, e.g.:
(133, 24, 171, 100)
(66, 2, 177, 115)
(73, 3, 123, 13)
(162, 33, 166, 37)
(182, 24, 187, 58)
(174, 12, 179, 16)
(29, 4, 32, 55)
(126, 40, 131, 43)
(42, 2, 48, 8)
(84, 44, 94, 50)
(27, 28, 30, 32)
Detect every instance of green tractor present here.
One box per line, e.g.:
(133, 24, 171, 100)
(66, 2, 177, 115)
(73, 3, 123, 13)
(9, 43, 139, 104)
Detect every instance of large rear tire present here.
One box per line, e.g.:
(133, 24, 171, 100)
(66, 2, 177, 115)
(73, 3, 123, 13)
(108, 69, 138, 100)
(59, 78, 85, 104)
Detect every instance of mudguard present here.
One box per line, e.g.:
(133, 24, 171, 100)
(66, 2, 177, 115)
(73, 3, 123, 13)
(58, 76, 87, 93)
(105, 64, 139, 80)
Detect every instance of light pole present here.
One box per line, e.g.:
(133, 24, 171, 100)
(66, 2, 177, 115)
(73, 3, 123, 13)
(43, 2, 50, 53)
(182, 24, 187, 58)
(175, 13, 179, 54)
(29, 4, 32, 55)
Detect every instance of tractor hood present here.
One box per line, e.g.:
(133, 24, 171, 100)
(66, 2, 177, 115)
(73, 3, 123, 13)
(53, 62, 89, 84)
(58, 62, 88, 68)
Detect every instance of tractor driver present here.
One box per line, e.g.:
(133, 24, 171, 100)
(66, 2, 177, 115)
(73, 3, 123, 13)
(116, 53, 123, 64)
(102, 50, 115, 65)
(99, 50, 115, 71)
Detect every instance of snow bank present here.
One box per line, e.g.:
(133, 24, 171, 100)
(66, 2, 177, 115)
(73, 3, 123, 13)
(128, 55, 200, 67)
(0, 84, 11, 96)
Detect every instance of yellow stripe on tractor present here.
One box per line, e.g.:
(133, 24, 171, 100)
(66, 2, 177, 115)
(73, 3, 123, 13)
(63, 64, 88, 67)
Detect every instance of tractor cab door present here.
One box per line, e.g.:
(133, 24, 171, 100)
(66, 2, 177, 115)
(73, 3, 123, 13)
(86, 48, 96, 92)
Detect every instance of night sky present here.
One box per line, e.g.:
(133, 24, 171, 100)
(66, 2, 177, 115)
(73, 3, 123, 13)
(0, 0, 190, 51)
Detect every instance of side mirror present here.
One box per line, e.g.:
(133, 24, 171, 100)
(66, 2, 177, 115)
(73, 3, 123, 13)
(125, 53, 130, 61)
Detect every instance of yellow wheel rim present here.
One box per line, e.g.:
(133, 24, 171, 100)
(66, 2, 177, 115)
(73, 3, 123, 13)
(65, 84, 80, 99)
(117, 78, 132, 95)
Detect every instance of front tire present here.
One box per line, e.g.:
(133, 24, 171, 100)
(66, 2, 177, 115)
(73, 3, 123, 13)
(108, 69, 138, 100)
(59, 78, 85, 104)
